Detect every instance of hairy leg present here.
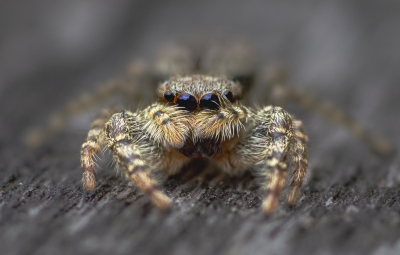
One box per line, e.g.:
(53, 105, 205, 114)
(104, 111, 170, 209)
(213, 106, 308, 215)
(105, 102, 193, 208)
(286, 120, 308, 205)
(249, 106, 293, 214)
(81, 108, 111, 191)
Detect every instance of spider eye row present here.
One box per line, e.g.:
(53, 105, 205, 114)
(163, 90, 234, 111)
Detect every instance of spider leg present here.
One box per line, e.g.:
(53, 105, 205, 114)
(25, 60, 152, 148)
(258, 66, 393, 157)
(104, 110, 171, 209)
(105, 103, 192, 209)
(286, 119, 308, 206)
(81, 108, 111, 191)
(212, 106, 307, 214)
(249, 106, 298, 214)
(81, 102, 191, 209)
(251, 106, 307, 214)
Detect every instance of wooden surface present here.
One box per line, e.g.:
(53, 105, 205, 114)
(1, 1, 400, 255)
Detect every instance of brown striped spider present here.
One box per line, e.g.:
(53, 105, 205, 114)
(26, 36, 393, 214)
(81, 75, 307, 214)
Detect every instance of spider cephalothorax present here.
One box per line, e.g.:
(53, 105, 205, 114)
(81, 74, 308, 214)
(155, 76, 247, 158)
(158, 76, 241, 109)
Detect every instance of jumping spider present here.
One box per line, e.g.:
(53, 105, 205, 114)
(26, 36, 393, 214)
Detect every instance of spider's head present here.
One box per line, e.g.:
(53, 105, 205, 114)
(157, 75, 242, 112)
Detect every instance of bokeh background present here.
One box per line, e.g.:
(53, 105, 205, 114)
(1, 1, 400, 255)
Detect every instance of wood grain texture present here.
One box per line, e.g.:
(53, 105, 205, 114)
(1, 1, 400, 255)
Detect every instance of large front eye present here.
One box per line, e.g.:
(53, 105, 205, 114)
(176, 93, 197, 111)
(200, 93, 220, 110)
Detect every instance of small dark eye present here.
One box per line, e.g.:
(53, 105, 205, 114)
(200, 93, 220, 110)
(176, 93, 198, 111)
(164, 91, 175, 102)
(223, 90, 233, 101)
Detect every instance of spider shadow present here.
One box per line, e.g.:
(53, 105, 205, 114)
(164, 158, 259, 195)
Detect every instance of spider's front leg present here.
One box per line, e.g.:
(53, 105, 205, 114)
(106, 105, 191, 209)
(252, 106, 307, 214)
(203, 102, 307, 214)
(81, 103, 190, 209)
(81, 108, 111, 191)
(234, 106, 308, 214)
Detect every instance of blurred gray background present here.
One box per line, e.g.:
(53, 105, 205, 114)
(1, 1, 400, 255)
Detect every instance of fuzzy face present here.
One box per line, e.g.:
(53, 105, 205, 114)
(152, 75, 248, 158)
